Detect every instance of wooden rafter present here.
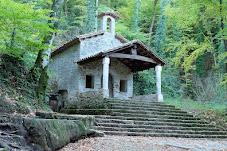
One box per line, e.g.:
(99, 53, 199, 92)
(109, 53, 156, 64)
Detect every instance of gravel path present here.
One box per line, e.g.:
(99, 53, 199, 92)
(59, 136, 227, 151)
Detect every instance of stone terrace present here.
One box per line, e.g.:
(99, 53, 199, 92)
(92, 100, 227, 138)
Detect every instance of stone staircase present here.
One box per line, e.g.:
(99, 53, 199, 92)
(93, 100, 227, 138)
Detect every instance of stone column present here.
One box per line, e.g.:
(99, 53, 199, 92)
(102, 57, 110, 98)
(155, 65, 163, 102)
(101, 16, 108, 32)
(110, 18, 115, 35)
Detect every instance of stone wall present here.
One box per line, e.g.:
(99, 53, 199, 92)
(80, 32, 123, 59)
(49, 45, 80, 105)
(49, 32, 133, 106)
(77, 58, 133, 100)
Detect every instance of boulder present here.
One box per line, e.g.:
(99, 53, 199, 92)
(23, 118, 92, 151)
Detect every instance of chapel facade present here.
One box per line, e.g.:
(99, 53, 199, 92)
(49, 12, 165, 105)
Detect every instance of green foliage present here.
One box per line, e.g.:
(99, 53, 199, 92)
(59, 0, 86, 31)
(154, 0, 169, 56)
(165, 0, 226, 72)
(0, 0, 52, 58)
(84, 0, 98, 33)
(1, 0, 226, 109)
(0, 55, 51, 113)
(165, 97, 227, 129)
(165, 97, 227, 114)
(133, 70, 156, 95)
(131, 0, 141, 31)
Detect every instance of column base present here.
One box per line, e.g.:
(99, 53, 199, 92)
(157, 94, 163, 102)
(103, 89, 109, 98)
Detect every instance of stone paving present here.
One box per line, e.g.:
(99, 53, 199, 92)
(59, 136, 227, 151)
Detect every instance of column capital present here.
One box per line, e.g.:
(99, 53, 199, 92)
(102, 57, 110, 65)
(155, 64, 162, 72)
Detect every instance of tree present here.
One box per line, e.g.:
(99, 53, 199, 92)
(0, 0, 52, 58)
(131, 0, 141, 32)
(31, 0, 65, 101)
(154, 0, 169, 56)
(148, 0, 159, 46)
(84, 0, 98, 33)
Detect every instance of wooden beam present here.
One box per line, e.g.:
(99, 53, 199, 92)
(109, 53, 156, 64)
(131, 48, 137, 55)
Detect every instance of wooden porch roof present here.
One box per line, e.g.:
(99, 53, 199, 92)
(76, 40, 165, 72)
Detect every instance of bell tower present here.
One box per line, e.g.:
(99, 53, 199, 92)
(98, 12, 119, 35)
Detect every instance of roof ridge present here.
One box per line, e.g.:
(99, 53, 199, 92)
(78, 31, 104, 40)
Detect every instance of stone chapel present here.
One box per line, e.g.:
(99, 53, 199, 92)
(49, 12, 165, 105)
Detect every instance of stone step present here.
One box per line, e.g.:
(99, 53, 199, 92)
(61, 108, 191, 116)
(111, 112, 196, 120)
(106, 100, 167, 105)
(94, 122, 219, 131)
(95, 115, 202, 121)
(90, 100, 227, 138)
(94, 117, 208, 125)
(94, 126, 227, 135)
(110, 109, 191, 116)
(101, 130, 227, 138)
(95, 122, 214, 128)
(111, 105, 184, 112)
(109, 102, 176, 109)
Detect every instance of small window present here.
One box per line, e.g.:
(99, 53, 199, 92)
(86, 75, 94, 89)
(120, 80, 127, 92)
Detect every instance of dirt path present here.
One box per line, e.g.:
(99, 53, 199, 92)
(59, 136, 227, 151)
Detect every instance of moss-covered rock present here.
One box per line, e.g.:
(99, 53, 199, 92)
(0, 114, 33, 151)
(61, 108, 112, 115)
(35, 112, 94, 128)
(23, 118, 92, 151)
(0, 113, 97, 151)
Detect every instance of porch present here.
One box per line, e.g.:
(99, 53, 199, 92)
(77, 40, 165, 102)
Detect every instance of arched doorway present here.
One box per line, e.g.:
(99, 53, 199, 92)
(101, 74, 114, 98)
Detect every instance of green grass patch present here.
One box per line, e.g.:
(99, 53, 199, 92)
(164, 98, 227, 114)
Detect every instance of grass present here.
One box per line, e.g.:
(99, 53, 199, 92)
(164, 97, 227, 129)
(164, 98, 227, 114)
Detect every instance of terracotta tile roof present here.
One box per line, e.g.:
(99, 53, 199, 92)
(76, 40, 165, 66)
(51, 32, 128, 57)
(98, 12, 120, 19)
(51, 31, 105, 57)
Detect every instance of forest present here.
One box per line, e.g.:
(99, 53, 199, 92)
(0, 0, 226, 107)
(0, 0, 227, 150)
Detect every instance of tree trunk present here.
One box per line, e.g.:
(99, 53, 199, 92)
(219, 0, 227, 73)
(31, 0, 64, 101)
(10, 28, 16, 48)
(148, 0, 159, 46)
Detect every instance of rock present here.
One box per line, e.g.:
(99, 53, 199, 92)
(0, 114, 33, 151)
(0, 113, 97, 151)
(87, 129, 105, 137)
(23, 118, 93, 151)
(35, 111, 95, 128)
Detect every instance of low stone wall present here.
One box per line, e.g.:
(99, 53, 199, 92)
(24, 118, 92, 151)
(133, 94, 157, 102)
(61, 91, 111, 115)
(0, 113, 99, 151)
(36, 112, 94, 128)
(76, 90, 103, 102)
